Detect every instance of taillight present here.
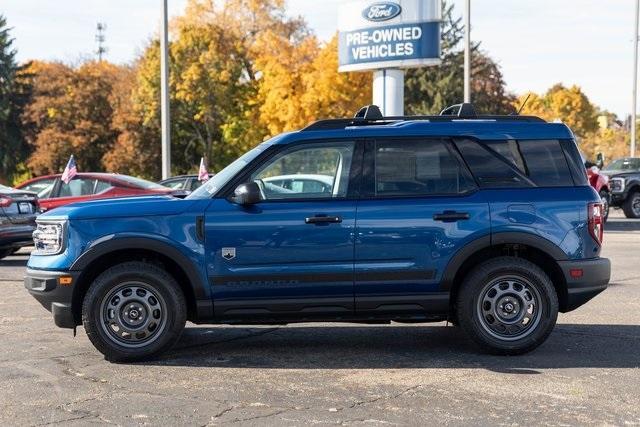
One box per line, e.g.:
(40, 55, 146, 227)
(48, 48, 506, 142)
(0, 197, 12, 207)
(588, 202, 604, 245)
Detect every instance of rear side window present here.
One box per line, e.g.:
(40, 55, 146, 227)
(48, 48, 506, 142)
(455, 139, 531, 188)
(373, 139, 476, 196)
(457, 139, 574, 188)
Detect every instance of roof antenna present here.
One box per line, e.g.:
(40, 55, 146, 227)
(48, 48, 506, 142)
(516, 93, 532, 115)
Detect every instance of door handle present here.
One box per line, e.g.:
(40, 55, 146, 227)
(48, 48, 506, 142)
(305, 215, 342, 225)
(433, 211, 470, 222)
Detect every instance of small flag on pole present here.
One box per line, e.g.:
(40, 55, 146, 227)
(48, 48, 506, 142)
(61, 155, 78, 184)
(198, 157, 209, 182)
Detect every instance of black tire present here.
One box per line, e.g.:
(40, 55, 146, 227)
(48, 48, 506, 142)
(456, 257, 558, 355)
(0, 249, 11, 260)
(599, 189, 610, 222)
(622, 190, 640, 219)
(82, 262, 187, 362)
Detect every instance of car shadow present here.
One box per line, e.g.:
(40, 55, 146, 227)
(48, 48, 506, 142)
(606, 216, 640, 231)
(144, 323, 640, 371)
(0, 257, 29, 267)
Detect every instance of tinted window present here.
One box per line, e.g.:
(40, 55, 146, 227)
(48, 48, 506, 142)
(455, 139, 530, 188)
(517, 140, 573, 186)
(374, 140, 476, 196)
(483, 140, 573, 186)
(251, 142, 354, 200)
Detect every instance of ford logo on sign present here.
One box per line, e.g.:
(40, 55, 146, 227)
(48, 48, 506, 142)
(362, 2, 402, 22)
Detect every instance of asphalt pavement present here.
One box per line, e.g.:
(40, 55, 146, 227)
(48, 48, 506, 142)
(1, 211, 639, 426)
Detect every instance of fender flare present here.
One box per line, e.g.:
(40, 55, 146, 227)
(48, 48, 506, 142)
(70, 236, 209, 304)
(440, 232, 567, 291)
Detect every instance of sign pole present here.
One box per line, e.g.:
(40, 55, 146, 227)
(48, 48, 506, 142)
(160, 0, 171, 180)
(632, 0, 639, 157)
(463, 0, 471, 103)
(373, 69, 405, 116)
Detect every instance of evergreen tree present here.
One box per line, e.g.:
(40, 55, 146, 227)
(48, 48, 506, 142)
(0, 15, 30, 184)
(405, 1, 515, 115)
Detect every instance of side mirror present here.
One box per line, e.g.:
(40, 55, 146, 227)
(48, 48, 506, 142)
(232, 182, 262, 205)
(596, 152, 605, 169)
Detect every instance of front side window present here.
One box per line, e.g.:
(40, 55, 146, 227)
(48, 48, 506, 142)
(374, 139, 476, 196)
(58, 178, 96, 197)
(251, 142, 355, 200)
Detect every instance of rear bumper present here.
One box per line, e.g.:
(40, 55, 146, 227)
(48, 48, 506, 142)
(558, 257, 610, 312)
(24, 268, 79, 329)
(0, 223, 35, 250)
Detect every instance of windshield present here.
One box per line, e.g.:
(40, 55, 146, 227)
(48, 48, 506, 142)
(603, 158, 640, 171)
(188, 143, 269, 199)
(117, 175, 170, 190)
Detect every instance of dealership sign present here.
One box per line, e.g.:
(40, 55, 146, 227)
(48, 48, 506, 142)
(338, 0, 441, 72)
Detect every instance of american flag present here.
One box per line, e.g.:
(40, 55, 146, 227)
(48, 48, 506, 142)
(198, 157, 209, 182)
(61, 155, 77, 184)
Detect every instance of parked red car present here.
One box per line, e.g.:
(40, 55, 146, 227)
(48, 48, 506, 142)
(15, 173, 176, 211)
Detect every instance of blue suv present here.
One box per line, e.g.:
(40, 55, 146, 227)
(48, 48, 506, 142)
(25, 104, 611, 361)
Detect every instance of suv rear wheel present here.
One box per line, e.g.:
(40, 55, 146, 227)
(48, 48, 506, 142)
(0, 249, 12, 260)
(82, 262, 187, 362)
(457, 257, 558, 355)
(623, 190, 640, 219)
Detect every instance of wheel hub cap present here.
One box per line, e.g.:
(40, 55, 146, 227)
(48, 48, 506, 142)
(477, 277, 542, 341)
(100, 283, 167, 348)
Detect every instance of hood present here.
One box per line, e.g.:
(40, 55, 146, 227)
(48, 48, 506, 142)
(604, 170, 640, 178)
(39, 195, 197, 220)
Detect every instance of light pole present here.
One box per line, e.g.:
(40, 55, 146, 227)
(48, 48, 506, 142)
(633, 0, 639, 157)
(160, 0, 171, 179)
(463, 0, 471, 103)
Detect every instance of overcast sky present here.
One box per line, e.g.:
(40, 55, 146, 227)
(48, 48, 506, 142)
(1, 0, 635, 117)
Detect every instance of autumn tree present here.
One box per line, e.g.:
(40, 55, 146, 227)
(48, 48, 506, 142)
(21, 61, 125, 175)
(0, 15, 31, 184)
(516, 84, 598, 138)
(405, 1, 516, 115)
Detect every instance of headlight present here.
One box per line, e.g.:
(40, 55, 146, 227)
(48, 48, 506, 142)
(610, 177, 625, 193)
(32, 221, 66, 255)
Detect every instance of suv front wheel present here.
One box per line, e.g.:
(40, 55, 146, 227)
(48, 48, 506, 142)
(82, 262, 187, 362)
(457, 257, 558, 355)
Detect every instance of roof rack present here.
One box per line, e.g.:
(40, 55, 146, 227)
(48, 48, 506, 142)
(303, 103, 546, 131)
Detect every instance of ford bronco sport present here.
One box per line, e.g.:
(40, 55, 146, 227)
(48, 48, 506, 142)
(25, 104, 611, 361)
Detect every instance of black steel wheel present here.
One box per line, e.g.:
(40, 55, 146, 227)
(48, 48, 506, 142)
(457, 257, 558, 355)
(83, 262, 186, 362)
(623, 191, 640, 219)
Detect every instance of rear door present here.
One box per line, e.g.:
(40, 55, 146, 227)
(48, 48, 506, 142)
(354, 138, 491, 316)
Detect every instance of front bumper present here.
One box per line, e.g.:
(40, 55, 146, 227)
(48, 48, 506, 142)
(24, 268, 80, 328)
(558, 257, 610, 312)
(0, 223, 36, 250)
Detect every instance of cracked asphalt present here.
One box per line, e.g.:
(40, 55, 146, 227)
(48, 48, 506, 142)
(1, 211, 639, 426)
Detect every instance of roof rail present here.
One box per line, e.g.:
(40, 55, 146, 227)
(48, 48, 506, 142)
(302, 103, 545, 131)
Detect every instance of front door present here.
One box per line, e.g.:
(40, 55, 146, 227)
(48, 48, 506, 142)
(354, 138, 491, 317)
(205, 140, 361, 320)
